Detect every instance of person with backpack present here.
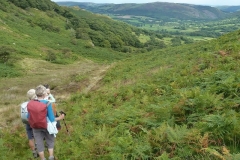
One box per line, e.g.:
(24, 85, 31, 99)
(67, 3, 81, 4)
(44, 84, 55, 103)
(44, 84, 61, 130)
(20, 89, 39, 158)
(27, 85, 65, 160)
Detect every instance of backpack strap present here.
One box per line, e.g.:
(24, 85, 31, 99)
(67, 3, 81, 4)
(46, 101, 51, 107)
(33, 99, 51, 108)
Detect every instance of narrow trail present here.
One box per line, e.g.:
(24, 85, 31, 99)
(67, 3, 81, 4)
(82, 65, 110, 94)
(0, 58, 112, 127)
(0, 65, 110, 112)
(56, 65, 111, 100)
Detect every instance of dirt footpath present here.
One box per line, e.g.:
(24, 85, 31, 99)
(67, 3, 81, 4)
(0, 58, 111, 127)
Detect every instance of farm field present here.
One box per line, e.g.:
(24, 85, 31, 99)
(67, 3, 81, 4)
(113, 15, 240, 41)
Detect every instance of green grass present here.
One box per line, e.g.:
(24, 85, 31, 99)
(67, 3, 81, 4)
(2, 29, 240, 159)
(138, 34, 150, 43)
(0, 5, 134, 79)
(2, 1, 240, 159)
(112, 14, 240, 43)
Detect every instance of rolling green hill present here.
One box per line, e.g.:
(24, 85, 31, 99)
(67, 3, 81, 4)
(57, 2, 228, 21)
(1, 0, 240, 160)
(57, 2, 240, 46)
(216, 5, 240, 13)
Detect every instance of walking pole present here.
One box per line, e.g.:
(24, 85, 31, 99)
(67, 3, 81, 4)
(62, 118, 70, 136)
(59, 111, 70, 136)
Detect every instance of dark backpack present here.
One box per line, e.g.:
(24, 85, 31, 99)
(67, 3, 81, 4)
(27, 100, 50, 129)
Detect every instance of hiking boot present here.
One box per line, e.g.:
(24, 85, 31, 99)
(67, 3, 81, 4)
(32, 150, 39, 158)
(48, 156, 55, 160)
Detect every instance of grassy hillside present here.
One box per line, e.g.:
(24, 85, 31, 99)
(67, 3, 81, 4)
(0, 0, 153, 113)
(1, 0, 240, 160)
(2, 28, 240, 160)
(60, 30, 240, 159)
(1, 0, 176, 80)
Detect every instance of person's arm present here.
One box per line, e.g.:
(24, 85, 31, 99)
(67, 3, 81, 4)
(47, 103, 55, 122)
(48, 94, 56, 103)
(47, 102, 65, 121)
(55, 114, 65, 121)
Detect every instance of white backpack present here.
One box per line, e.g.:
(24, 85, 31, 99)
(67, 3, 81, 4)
(20, 101, 29, 124)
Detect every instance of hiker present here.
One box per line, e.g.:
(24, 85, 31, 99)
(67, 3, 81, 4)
(44, 84, 55, 103)
(27, 85, 65, 160)
(21, 89, 38, 158)
(43, 84, 61, 130)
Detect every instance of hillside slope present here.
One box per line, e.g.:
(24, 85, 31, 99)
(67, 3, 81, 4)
(1, 0, 240, 159)
(1, 0, 175, 79)
(0, 0, 153, 78)
(58, 29, 240, 159)
(1, 29, 240, 159)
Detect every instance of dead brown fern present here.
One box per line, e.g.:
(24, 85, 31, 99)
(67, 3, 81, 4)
(218, 50, 227, 57)
(200, 133, 209, 148)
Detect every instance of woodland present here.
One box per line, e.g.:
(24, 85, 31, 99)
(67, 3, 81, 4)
(0, 0, 240, 159)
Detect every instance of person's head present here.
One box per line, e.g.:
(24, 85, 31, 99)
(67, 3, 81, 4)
(43, 84, 49, 89)
(43, 84, 51, 95)
(35, 85, 47, 98)
(45, 88, 50, 95)
(27, 89, 37, 100)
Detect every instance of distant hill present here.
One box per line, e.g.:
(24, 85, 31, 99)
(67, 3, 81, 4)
(216, 5, 240, 13)
(57, 2, 228, 21)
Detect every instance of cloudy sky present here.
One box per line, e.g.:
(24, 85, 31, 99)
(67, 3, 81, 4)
(52, 0, 240, 6)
